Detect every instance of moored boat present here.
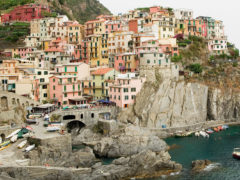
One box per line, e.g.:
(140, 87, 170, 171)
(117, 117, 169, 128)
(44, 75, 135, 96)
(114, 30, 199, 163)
(46, 126, 60, 132)
(200, 131, 209, 138)
(206, 129, 214, 134)
(17, 140, 27, 149)
(195, 132, 200, 137)
(232, 148, 240, 159)
(222, 125, 229, 130)
(218, 126, 223, 131)
(213, 127, 219, 132)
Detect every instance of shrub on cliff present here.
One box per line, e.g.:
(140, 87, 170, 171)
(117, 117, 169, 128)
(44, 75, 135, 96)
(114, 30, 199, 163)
(188, 63, 203, 74)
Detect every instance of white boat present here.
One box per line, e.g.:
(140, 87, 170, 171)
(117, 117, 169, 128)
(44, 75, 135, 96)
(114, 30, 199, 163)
(47, 126, 60, 132)
(10, 134, 18, 143)
(200, 131, 209, 138)
(17, 140, 27, 149)
(195, 132, 200, 137)
(22, 133, 31, 138)
(0, 137, 2, 144)
(6, 129, 21, 139)
(25, 144, 35, 152)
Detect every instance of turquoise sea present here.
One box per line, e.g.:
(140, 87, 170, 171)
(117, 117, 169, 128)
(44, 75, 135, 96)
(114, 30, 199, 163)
(149, 125, 240, 180)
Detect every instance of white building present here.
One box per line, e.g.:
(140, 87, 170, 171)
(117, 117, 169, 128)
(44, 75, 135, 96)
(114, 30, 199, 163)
(174, 9, 193, 20)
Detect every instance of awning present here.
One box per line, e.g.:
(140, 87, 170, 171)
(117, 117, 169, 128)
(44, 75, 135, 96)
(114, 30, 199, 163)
(35, 104, 55, 109)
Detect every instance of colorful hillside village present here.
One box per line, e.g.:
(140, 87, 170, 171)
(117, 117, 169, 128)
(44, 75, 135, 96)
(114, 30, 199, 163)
(0, 4, 229, 108)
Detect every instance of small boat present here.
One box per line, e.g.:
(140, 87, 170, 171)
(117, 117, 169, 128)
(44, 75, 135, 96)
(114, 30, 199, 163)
(17, 140, 27, 149)
(195, 132, 200, 137)
(233, 148, 240, 159)
(22, 133, 31, 138)
(213, 127, 219, 132)
(25, 144, 35, 152)
(0, 141, 10, 148)
(200, 131, 209, 138)
(26, 119, 37, 124)
(46, 126, 60, 132)
(206, 129, 214, 134)
(218, 126, 223, 131)
(6, 129, 21, 139)
(10, 134, 18, 143)
(0, 144, 11, 151)
(222, 125, 229, 130)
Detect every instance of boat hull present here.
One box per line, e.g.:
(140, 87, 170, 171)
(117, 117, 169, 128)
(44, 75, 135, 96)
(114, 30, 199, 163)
(233, 153, 240, 160)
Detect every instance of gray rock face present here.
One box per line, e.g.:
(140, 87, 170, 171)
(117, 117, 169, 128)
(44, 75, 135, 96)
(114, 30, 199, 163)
(93, 125, 167, 158)
(207, 88, 240, 121)
(119, 80, 209, 128)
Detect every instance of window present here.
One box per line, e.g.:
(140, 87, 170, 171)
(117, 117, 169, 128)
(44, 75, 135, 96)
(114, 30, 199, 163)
(101, 75, 104, 80)
(43, 93, 47, 97)
(37, 71, 41, 75)
(63, 101, 67, 105)
(65, 66, 67, 72)
(140, 53, 144, 57)
(147, 60, 150, 64)
(53, 78, 55, 82)
(159, 60, 161, 65)
(131, 95, 136, 100)
(53, 94, 56, 98)
(93, 75, 95, 80)
(114, 95, 116, 100)
(123, 88, 128, 92)
(125, 96, 129, 100)
(64, 93, 67, 97)
(40, 78, 45, 82)
(166, 59, 168, 63)
(118, 88, 121, 92)
(91, 113, 94, 118)
(42, 85, 47, 89)
(78, 92, 81, 96)
(131, 88, 136, 92)
(53, 85, 55, 90)
(73, 85, 75, 91)
(64, 85, 66, 91)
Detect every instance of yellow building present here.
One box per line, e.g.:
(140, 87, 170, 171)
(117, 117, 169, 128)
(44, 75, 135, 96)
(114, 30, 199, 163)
(88, 34, 109, 67)
(91, 68, 119, 100)
(67, 23, 84, 44)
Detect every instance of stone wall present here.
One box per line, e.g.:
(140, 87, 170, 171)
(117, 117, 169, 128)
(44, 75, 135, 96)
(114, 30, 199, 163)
(0, 91, 39, 126)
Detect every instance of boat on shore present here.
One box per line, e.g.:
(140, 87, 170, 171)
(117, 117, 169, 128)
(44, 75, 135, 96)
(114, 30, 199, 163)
(0, 141, 10, 148)
(195, 132, 200, 137)
(222, 125, 229, 130)
(10, 134, 18, 143)
(46, 126, 60, 132)
(6, 129, 21, 139)
(17, 140, 27, 149)
(25, 144, 35, 152)
(232, 148, 240, 159)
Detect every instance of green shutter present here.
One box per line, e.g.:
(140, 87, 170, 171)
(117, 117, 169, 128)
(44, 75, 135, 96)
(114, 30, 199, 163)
(65, 66, 67, 72)
(75, 66, 77, 72)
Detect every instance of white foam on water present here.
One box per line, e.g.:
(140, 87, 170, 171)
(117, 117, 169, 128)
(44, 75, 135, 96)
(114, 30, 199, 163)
(203, 163, 221, 171)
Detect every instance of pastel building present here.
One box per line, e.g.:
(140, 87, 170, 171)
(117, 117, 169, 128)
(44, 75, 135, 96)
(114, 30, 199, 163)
(109, 73, 146, 108)
(208, 38, 228, 55)
(67, 23, 84, 44)
(49, 76, 84, 106)
(32, 69, 51, 103)
(54, 63, 90, 80)
(174, 9, 193, 20)
(114, 53, 138, 73)
(91, 68, 119, 100)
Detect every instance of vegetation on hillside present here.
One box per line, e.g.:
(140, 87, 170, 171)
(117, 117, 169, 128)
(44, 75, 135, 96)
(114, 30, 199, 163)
(0, 0, 34, 11)
(0, 22, 30, 49)
(51, 0, 111, 24)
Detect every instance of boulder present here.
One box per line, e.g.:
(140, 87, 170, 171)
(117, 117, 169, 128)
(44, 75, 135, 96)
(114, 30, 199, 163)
(98, 119, 118, 135)
(192, 160, 212, 172)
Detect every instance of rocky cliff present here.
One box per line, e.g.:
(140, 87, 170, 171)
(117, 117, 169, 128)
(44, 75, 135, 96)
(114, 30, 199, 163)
(119, 80, 209, 128)
(119, 77, 240, 129)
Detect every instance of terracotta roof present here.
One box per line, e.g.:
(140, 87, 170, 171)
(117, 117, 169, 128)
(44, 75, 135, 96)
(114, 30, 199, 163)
(91, 68, 113, 75)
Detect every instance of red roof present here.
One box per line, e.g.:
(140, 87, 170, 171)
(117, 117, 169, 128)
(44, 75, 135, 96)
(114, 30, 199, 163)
(91, 68, 113, 75)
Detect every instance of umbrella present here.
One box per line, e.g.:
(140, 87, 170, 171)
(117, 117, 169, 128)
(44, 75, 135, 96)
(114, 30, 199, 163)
(63, 106, 69, 110)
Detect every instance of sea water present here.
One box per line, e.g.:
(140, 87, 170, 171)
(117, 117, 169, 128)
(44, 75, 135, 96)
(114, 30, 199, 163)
(148, 126, 240, 180)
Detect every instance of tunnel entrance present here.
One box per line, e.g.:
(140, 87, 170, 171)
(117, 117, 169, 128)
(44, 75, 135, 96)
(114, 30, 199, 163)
(66, 120, 86, 134)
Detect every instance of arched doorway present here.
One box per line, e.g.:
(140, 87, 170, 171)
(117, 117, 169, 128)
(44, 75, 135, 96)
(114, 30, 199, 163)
(1, 134, 5, 142)
(1, 96, 8, 111)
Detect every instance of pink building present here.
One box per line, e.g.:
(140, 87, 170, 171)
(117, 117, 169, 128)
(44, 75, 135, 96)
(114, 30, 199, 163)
(12, 47, 34, 58)
(114, 53, 138, 73)
(109, 73, 146, 108)
(105, 20, 122, 33)
(49, 75, 85, 106)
